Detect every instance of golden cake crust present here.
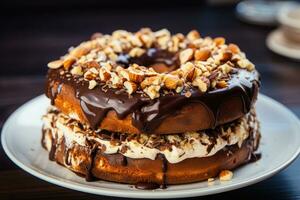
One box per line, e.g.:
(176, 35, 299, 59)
(51, 81, 256, 135)
(42, 126, 260, 185)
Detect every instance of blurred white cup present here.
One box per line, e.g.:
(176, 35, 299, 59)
(278, 6, 300, 43)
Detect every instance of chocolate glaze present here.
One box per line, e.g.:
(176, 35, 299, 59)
(121, 155, 128, 166)
(206, 130, 218, 154)
(249, 153, 261, 163)
(64, 148, 72, 166)
(41, 128, 47, 150)
(45, 51, 260, 133)
(159, 154, 168, 189)
(50, 83, 62, 105)
(86, 145, 97, 181)
(49, 136, 57, 161)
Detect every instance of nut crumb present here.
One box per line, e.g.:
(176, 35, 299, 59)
(219, 170, 233, 181)
(180, 48, 194, 64)
(88, 80, 97, 89)
(185, 91, 192, 98)
(63, 56, 77, 70)
(70, 66, 83, 76)
(187, 30, 200, 41)
(47, 60, 63, 69)
(46, 28, 256, 99)
(124, 81, 137, 95)
(194, 48, 211, 61)
(192, 77, 207, 92)
(207, 178, 214, 182)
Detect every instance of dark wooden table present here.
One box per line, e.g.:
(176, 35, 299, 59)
(1, 2, 300, 199)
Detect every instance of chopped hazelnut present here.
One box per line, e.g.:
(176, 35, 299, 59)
(194, 48, 211, 61)
(216, 80, 228, 88)
(110, 72, 124, 88)
(144, 85, 160, 99)
(70, 46, 90, 58)
(70, 66, 83, 76)
(108, 53, 118, 61)
(89, 67, 99, 74)
(110, 40, 123, 53)
(84, 71, 97, 80)
(47, 60, 63, 69)
(129, 47, 146, 57)
(180, 48, 194, 64)
(192, 77, 207, 92)
(164, 74, 181, 90)
(140, 34, 154, 48)
(181, 62, 195, 72)
(214, 37, 225, 46)
(176, 85, 184, 93)
(99, 68, 111, 81)
(218, 63, 232, 74)
(187, 30, 201, 41)
(127, 70, 145, 83)
(88, 80, 97, 89)
(221, 51, 233, 62)
(207, 178, 214, 182)
(130, 35, 143, 47)
(186, 68, 196, 82)
(84, 60, 100, 68)
(219, 170, 233, 181)
(141, 76, 161, 89)
(154, 29, 170, 38)
(124, 81, 138, 94)
(185, 91, 192, 98)
(237, 59, 254, 71)
(63, 56, 77, 70)
(227, 43, 240, 54)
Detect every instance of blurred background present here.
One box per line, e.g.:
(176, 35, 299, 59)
(0, 0, 300, 199)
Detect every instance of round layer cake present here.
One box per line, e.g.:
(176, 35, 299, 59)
(46, 28, 260, 134)
(42, 108, 260, 186)
(43, 28, 261, 188)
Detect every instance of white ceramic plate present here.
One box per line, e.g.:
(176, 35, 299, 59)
(266, 28, 300, 60)
(2, 94, 300, 199)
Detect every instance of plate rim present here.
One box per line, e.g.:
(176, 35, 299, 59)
(1, 94, 300, 199)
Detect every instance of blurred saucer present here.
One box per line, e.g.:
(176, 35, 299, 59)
(266, 29, 300, 60)
(236, 0, 298, 26)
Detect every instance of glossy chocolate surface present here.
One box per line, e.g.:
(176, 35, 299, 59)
(45, 49, 260, 133)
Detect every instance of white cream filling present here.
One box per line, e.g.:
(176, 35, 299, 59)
(42, 112, 255, 164)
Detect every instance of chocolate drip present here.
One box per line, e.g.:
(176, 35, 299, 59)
(86, 145, 97, 181)
(46, 59, 259, 133)
(159, 154, 168, 189)
(134, 182, 160, 190)
(206, 131, 218, 154)
(49, 136, 57, 161)
(41, 128, 47, 150)
(64, 148, 71, 166)
(249, 153, 261, 163)
(121, 155, 128, 166)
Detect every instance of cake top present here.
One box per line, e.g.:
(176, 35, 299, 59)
(47, 28, 256, 99)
